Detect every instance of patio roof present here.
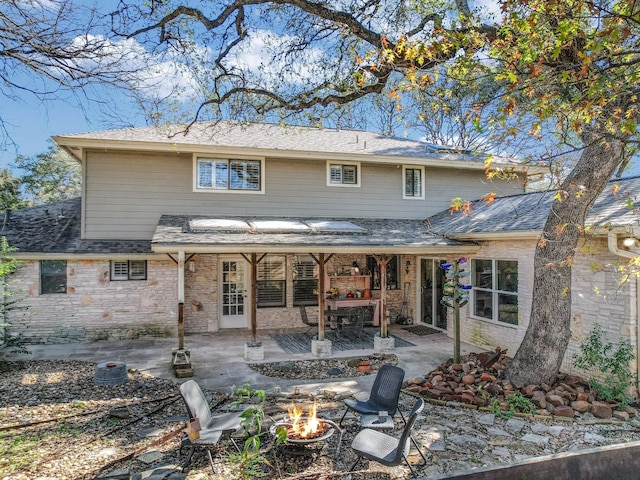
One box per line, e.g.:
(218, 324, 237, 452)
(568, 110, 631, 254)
(151, 214, 479, 254)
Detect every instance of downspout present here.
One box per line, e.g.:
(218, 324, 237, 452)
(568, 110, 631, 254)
(608, 232, 640, 395)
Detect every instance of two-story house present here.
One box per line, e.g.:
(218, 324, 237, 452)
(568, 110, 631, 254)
(2, 122, 638, 383)
(0, 122, 524, 344)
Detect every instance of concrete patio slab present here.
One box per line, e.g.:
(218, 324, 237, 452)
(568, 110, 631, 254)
(7, 325, 482, 398)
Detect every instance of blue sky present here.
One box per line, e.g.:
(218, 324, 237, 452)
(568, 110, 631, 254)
(3, 91, 639, 178)
(1, 0, 638, 179)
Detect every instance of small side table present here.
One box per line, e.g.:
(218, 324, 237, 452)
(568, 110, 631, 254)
(360, 414, 394, 429)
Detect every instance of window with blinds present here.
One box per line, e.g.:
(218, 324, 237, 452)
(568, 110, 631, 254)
(110, 260, 147, 281)
(257, 255, 286, 307)
(403, 166, 425, 199)
(293, 255, 318, 306)
(196, 157, 263, 192)
(327, 161, 360, 186)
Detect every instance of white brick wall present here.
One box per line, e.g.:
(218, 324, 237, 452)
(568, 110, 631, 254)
(7, 259, 178, 343)
(456, 237, 636, 379)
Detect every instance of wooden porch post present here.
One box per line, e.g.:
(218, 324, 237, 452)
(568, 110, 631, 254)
(317, 253, 326, 342)
(250, 253, 258, 343)
(178, 250, 185, 349)
(241, 253, 266, 344)
(311, 253, 333, 342)
(373, 254, 390, 338)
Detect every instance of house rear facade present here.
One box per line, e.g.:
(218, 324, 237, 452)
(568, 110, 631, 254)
(2, 122, 527, 343)
(3, 121, 638, 389)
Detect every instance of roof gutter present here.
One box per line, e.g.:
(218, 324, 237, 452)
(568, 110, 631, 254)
(150, 243, 482, 255)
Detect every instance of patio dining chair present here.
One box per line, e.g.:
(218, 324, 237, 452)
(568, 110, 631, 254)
(339, 364, 406, 426)
(350, 397, 427, 476)
(179, 379, 246, 472)
(299, 305, 318, 334)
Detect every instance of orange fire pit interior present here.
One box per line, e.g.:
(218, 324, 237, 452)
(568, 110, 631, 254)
(281, 399, 330, 441)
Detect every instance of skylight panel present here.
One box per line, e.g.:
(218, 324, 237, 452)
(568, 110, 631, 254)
(189, 219, 250, 232)
(249, 220, 311, 232)
(306, 220, 367, 233)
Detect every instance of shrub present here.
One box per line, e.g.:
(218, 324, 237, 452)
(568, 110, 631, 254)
(572, 324, 636, 406)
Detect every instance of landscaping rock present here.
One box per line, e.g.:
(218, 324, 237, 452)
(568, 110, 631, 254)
(591, 401, 613, 419)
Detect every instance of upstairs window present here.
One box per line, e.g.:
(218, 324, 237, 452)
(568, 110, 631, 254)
(471, 259, 519, 325)
(403, 166, 425, 199)
(257, 255, 286, 307)
(111, 260, 147, 281)
(293, 255, 318, 306)
(327, 162, 360, 187)
(41, 260, 67, 294)
(196, 157, 263, 192)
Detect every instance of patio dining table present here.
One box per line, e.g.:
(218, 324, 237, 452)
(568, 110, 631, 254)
(324, 307, 365, 334)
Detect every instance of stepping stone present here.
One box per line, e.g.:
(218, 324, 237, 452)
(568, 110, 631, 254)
(137, 427, 165, 438)
(136, 450, 164, 464)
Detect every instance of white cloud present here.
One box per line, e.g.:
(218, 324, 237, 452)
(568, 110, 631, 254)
(228, 29, 330, 88)
(61, 34, 200, 100)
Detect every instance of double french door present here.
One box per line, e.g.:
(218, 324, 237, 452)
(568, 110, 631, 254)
(420, 258, 448, 330)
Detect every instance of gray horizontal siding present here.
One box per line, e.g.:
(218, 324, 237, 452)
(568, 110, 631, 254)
(84, 150, 523, 239)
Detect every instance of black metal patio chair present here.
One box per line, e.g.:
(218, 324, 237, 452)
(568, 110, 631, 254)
(339, 364, 406, 426)
(349, 397, 427, 476)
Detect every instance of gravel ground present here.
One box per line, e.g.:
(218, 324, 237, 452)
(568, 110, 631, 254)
(2, 359, 640, 480)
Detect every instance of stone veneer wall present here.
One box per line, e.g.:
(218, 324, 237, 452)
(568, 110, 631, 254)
(183, 254, 218, 333)
(457, 237, 636, 381)
(7, 258, 177, 344)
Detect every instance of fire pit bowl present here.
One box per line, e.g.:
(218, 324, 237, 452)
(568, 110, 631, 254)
(270, 418, 342, 458)
(270, 419, 335, 444)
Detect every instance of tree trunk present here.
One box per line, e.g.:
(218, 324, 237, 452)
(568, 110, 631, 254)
(507, 134, 627, 386)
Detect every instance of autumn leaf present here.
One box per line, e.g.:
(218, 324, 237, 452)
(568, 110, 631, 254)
(482, 193, 497, 206)
(555, 224, 567, 237)
(450, 197, 473, 216)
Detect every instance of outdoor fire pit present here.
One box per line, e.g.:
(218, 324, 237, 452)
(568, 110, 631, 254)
(270, 400, 342, 458)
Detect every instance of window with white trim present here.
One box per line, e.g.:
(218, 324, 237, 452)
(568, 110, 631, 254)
(366, 255, 400, 290)
(40, 260, 67, 294)
(403, 166, 425, 199)
(111, 260, 147, 281)
(293, 255, 318, 306)
(257, 255, 286, 307)
(196, 157, 262, 192)
(471, 259, 518, 325)
(327, 162, 360, 187)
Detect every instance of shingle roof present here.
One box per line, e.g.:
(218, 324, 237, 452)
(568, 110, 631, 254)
(0, 198, 152, 255)
(54, 121, 518, 164)
(425, 175, 640, 236)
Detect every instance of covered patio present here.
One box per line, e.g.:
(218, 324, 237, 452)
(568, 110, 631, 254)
(151, 215, 480, 363)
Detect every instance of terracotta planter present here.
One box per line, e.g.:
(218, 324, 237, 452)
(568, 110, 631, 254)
(358, 360, 372, 372)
